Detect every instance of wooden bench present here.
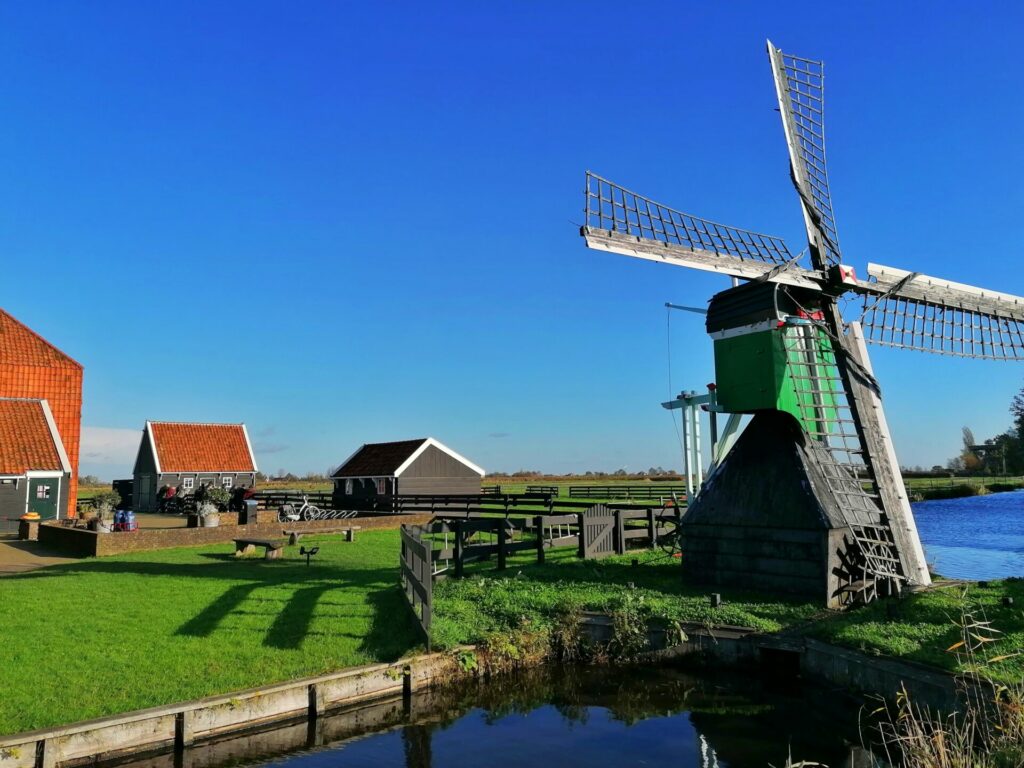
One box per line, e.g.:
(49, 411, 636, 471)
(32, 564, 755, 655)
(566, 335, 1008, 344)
(233, 538, 286, 560)
(282, 526, 361, 546)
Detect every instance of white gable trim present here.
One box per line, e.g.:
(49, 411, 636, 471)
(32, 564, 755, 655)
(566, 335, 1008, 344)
(240, 424, 259, 473)
(393, 437, 484, 478)
(329, 443, 368, 479)
(146, 421, 162, 474)
(38, 400, 71, 474)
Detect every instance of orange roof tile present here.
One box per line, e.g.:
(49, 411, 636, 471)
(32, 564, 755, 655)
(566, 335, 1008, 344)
(0, 309, 82, 369)
(0, 399, 64, 475)
(149, 422, 257, 473)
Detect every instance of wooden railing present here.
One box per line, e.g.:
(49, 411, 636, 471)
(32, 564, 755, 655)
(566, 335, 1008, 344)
(568, 485, 687, 501)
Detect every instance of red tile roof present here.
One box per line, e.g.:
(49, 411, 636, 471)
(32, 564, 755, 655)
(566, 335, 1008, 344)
(0, 399, 64, 475)
(148, 422, 257, 473)
(0, 309, 82, 369)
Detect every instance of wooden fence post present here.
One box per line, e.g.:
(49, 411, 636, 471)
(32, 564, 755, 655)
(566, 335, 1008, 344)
(577, 513, 586, 559)
(496, 522, 507, 570)
(454, 521, 464, 578)
(614, 510, 625, 555)
(535, 515, 545, 565)
(647, 508, 657, 548)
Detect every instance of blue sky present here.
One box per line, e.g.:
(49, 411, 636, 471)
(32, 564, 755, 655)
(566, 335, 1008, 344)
(1, 2, 1021, 479)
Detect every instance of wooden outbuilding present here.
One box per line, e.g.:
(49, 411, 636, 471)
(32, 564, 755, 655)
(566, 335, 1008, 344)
(680, 410, 877, 608)
(331, 437, 483, 506)
(0, 398, 73, 520)
(132, 421, 258, 512)
(0, 308, 83, 517)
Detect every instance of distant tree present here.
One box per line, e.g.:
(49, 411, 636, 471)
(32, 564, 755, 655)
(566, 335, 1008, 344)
(78, 475, 100, 486)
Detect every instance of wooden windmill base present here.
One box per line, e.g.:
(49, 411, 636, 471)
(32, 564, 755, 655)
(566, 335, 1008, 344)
(680, 411, 897, 608)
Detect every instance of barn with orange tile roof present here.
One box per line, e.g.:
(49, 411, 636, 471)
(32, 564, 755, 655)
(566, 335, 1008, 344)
(0, 398, 72, 520)
(0, 308, 83, 517)
(132, 421, 258, 511)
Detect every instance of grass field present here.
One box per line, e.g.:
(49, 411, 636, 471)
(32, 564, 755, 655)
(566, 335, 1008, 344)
(0, 529, 419, 734)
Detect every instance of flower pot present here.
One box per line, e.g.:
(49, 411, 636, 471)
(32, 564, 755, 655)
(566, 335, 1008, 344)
(90, 519, 112, 534)
(201, 513, 221, 528)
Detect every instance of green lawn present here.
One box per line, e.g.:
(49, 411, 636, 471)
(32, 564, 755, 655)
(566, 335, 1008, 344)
(0, 529, 420, 735)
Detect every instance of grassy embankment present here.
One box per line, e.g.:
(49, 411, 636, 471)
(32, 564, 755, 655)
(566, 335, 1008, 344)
(434, 548, 1024, 685)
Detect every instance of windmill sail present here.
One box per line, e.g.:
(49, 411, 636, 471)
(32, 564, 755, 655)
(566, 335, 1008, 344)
(857, 264, 1024, 360)
(768, 42, 842, 268)
(582, 173, 819, 287)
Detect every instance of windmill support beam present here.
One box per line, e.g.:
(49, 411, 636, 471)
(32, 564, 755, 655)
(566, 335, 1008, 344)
(583, 228, 822, 289)
(846, 322, 932, 587)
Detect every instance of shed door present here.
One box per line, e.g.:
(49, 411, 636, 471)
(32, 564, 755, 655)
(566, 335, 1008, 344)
(28, 478, 58, 520)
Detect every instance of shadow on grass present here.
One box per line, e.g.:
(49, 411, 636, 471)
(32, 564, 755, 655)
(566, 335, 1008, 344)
(7, 556, 419, 657)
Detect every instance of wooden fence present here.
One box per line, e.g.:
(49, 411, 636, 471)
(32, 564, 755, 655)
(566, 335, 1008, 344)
(568, 484, 687, 501)
(397, 505, 680, 641)
(399, 525, 434, 648)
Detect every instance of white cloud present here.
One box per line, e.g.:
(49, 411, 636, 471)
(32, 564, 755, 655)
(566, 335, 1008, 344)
(80, 426, 142, 465)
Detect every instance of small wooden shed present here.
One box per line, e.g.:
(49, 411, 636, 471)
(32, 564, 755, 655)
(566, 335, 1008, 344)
(331, 437, 484, 505)
(132, 421, 258, 512)
(0, 398, 72, 520)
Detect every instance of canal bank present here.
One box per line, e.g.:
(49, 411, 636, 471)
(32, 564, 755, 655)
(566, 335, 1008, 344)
(0, 615, 988, 768)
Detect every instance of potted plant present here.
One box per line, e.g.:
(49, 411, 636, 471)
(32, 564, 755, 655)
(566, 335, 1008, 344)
(86, 491, 121, 533)
(198, 502, 221, 528)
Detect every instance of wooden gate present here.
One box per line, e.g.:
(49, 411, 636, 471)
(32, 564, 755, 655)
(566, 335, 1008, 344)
(400, 525, 433, 648)
(580, 504, 617, 558)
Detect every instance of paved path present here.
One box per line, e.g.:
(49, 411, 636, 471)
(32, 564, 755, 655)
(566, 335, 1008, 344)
(0, 534, 77, 575)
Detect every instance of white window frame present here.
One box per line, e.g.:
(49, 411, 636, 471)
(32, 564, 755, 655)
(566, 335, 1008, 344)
(344, 479, 353, 495)
(221, 476, 233, 489)
(375, 477, 387, 495)
(182, 477, 195, 491)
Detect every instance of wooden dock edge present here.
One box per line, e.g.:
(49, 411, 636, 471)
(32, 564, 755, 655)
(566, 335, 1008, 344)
(0, 650, 464, 768)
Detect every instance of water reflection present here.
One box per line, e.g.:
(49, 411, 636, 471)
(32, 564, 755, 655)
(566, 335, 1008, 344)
(137, 666, 874, 768)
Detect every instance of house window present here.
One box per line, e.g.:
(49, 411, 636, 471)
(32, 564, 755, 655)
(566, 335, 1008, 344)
(35, 485, 50, 499)
(345, 479, 353, 495)
(221, 477, 233, 489)
(375, 478, 387, 495)
(183, 477, 194, 491)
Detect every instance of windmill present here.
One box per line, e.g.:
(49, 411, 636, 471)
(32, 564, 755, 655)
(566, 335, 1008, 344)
(580, 41, 1024, 606)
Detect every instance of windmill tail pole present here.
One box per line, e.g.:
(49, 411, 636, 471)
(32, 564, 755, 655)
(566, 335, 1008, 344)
(847, 322, 932, 587)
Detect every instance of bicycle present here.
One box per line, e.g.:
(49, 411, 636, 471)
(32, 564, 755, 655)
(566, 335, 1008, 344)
(278, 495, 323, 523)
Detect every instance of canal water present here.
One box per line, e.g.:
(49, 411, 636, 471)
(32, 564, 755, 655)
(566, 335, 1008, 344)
(914, 490, 1024, 581)
(169, 665, 872, 768)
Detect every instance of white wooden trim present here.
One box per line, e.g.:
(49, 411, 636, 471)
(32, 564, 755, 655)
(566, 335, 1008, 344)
(393, 437, 485, 478)
(146, 421, 162, 475)
(38, 400, 72, 474)
(239, 424, 259, 473)
(329, 443, 367, 479)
